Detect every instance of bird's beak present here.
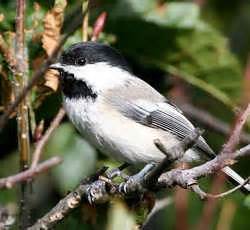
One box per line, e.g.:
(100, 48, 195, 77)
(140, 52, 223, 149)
(49, 63, 64, 71)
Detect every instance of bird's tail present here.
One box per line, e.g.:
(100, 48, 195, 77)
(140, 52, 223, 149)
(221, 166, 250, 194)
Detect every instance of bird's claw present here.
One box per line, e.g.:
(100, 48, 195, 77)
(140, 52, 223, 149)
(119, 176, 141, 194)
(119, 163, 156, 194)
(86, 180, 108, 204)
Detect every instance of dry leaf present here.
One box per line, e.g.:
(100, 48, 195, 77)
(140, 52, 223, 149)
(42, 0, 66, 91)
(44, 69, 59, 91)
(42, 0, 67, 56)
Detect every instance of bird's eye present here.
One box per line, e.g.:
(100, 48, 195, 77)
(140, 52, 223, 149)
(76, 57, 86, 66)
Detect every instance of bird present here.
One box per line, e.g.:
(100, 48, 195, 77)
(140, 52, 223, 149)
(50, 41, 250, 194)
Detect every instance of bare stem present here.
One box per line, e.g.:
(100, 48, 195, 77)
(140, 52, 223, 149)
(0, 157, 62, 189)
(191, 177, 250, 199)
(15, 0, 31, 228)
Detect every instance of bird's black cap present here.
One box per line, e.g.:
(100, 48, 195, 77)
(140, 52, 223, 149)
(60, 41, 131, 72)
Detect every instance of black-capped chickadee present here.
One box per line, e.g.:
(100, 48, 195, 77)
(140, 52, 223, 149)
(50, 42, 250, 193)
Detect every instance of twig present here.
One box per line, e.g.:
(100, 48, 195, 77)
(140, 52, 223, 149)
(0, 156, 62, 189)
(31, 107, 65, 169)
(180, 103, 250, 144)
(191, 177, 250, 199)
(222, 104, 250, 153)
(82, 0, 89, 42)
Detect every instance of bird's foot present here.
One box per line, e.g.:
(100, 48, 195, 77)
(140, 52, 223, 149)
(119, 163, 156, 194)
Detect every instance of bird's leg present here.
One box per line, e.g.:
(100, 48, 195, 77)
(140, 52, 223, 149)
(105, 162, 130, 180)
(119, 163, 156, 194)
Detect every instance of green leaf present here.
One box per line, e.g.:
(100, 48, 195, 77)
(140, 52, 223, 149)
(111, 1, 200, 29)
(111, 0, 156, 17)
(145, 3, 200, 29)
(244, 195, 250, 209)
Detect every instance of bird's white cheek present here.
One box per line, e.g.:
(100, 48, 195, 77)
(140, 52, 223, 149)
(62, 62, 131, 92)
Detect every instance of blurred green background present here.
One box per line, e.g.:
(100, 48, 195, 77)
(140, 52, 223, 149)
(0, 0, 250, 229)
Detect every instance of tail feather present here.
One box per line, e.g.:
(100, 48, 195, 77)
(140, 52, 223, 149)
(221, 166, 250, 194)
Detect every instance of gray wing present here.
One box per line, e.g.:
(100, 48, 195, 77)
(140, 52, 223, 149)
(106, 78, 215, 158)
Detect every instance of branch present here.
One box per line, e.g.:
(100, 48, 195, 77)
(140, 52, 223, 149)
(31, 108, 65, 169)
(27, 167, 108, 230)
(158, 142, 250, 190)
(0, 156, 62, 189)
(191, 177, 250, 199)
